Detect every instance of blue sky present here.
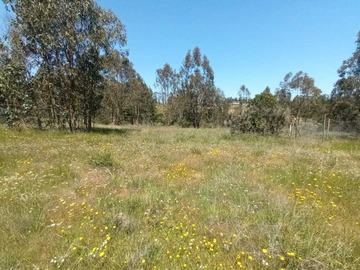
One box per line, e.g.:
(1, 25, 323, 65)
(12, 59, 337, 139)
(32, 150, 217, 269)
(1, 1, 360, 98)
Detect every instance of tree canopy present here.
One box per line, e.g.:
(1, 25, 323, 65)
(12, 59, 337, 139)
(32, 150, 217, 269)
(0, 2, 359, 134)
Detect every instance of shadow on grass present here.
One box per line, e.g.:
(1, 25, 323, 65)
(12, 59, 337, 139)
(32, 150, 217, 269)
(91, 126, 141, 136)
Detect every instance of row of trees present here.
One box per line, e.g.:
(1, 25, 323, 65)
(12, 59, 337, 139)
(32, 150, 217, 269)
(231, 32, 360, 134)
(0, 0, 155, 131)
(155, 32, 359, 133)
(0, 0, 359, 133)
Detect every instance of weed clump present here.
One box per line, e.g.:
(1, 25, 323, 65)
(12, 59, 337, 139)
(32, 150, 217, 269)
(89, 152, 114, 168)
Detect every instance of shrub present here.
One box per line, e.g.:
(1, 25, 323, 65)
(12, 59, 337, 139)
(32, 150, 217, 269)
(231, 93, 287, 135)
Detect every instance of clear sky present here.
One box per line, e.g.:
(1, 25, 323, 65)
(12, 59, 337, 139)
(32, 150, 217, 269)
(1, 1, 360, 98)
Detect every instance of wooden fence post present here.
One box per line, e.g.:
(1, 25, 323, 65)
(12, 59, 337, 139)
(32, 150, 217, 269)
(322, 114, 327, 142)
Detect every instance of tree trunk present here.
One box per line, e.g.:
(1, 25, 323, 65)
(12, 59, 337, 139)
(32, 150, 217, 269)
(87, 114, 92, 132)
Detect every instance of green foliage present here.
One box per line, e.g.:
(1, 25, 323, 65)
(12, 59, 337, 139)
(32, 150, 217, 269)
(238, 84, 250, 103)
(102, 76, 155, 125)
(1, 1, 357, 133)
(275, 71, 322, 121)
(231, 92, 287, 134)
(331, 31, 360, 131)
(2, 0, 127, 131)
(157, 47, 228, 127)
(155, 63, 178, 125)
(98, 52, 156, 125)
(0, 58, 30, 127)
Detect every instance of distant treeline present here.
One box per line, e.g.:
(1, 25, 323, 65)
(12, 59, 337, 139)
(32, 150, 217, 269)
(0, 1, 359, 133)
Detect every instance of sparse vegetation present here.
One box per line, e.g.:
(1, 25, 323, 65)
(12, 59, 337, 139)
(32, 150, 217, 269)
(1, 125, 359, 269)
(1, 1, 360, 269)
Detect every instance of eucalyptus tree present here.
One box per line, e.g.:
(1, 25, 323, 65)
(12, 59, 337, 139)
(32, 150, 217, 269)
(155, 63, 177, 106)
(0, 25, 30, 127)
(125, 75, 156, 125)
(275, 72, 292, 107)
(155, 47, 227, 127)
(331, 31, 360, 130)
(276, 71, 321, 121)
(98, 51, 155, 125)
(238, 84, 250, 104)
(289, 71, 321, 120)
(155, 63, 178, 124)
(2, 0, 127, 131)
(177, 47, 218, 127)
(100, 50, 134, 124)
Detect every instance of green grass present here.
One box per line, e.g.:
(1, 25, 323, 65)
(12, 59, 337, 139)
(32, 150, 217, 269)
(0, 125, 359, 269)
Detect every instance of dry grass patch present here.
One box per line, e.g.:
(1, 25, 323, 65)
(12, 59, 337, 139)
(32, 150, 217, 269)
(0, 126, 359, 269)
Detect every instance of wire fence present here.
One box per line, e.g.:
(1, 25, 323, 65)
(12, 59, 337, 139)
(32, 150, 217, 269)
(288, 118, 359, 140)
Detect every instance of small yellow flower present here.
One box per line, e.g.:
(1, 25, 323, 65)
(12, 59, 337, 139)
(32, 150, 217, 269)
(142, 259, 146, 264)
(72, 247, 77, 251)
(262, 248, 268, 254)
(99, 251, 105, 257)
(280, 256, 285, 261)
(287, 252, 296, 257)
(248, 255, 253, 260)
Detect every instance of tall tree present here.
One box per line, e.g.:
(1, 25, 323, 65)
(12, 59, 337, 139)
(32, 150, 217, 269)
(275, 72, 292, 107)
(155, 63, 178, 124)
(238, 84, 250, 104)
(178, 47, 217, 127)
(262, 86, 271, 94)
(98, 53, 156, 125)
(0, 25, 30, 127)
(159, 47, 226, 127)
(289, 71, 321, 120)
(331, 31, 360, 130)
(2, 0, 127, 131)
(155, 63, 176, 106)
(276, 71, 321, 121)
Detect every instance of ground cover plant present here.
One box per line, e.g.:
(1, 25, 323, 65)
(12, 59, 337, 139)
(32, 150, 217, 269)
(0, 125, 359, 269)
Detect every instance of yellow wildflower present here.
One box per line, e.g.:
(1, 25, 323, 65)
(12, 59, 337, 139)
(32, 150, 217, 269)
(287, 252, 296, 257)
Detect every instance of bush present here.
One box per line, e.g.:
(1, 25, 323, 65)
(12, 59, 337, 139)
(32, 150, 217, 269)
(230, 93, 287, 135)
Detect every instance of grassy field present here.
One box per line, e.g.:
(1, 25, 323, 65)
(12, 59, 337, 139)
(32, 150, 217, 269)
(0, 125, 359, 269)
